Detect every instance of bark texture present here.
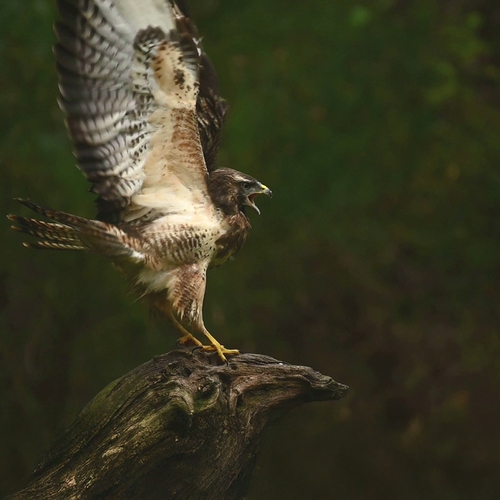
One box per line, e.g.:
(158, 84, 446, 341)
(9, 350, 348, 500)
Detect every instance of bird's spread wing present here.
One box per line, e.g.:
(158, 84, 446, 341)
(55, 0, 227, 223)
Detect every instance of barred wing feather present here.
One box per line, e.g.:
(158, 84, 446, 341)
(55, 0, 214, 223)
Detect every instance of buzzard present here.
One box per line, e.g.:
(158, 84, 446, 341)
(8, 0, 272, 362)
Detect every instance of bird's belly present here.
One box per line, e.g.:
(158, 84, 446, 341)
(130, 216, 249, 292)
(129, 227, 219, 295)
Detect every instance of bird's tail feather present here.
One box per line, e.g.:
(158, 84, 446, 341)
(8, 199, 89, 250)
(8, 199, 141, 259)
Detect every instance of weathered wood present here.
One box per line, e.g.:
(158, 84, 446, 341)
(8, 349, 348, 500)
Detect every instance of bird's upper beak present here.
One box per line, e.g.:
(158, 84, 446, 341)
(247, 184, 272, 215)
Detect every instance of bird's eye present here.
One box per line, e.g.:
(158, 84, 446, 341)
(242, 181, 252, 189)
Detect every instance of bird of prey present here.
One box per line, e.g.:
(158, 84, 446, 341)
(8, 0, 272, 362)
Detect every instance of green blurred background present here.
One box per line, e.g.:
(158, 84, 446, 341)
(2, 0, 500, 498)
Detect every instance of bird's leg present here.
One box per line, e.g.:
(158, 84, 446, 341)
(171, 312, 239, 361)
(162, 265, 238, 361)
(200, 327, 239, 363)
(167, 310, 203, 347)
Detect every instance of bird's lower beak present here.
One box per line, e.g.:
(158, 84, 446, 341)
(247, 184, 272, 215)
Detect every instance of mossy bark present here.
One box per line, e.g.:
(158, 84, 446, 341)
(8, 350, 348, 500)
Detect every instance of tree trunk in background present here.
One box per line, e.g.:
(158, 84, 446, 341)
(8, 350, 348, 500)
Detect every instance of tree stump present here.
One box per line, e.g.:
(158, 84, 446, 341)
(8, 349, 348, 500)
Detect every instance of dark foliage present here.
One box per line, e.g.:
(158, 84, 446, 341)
(1, 1, 500, 498)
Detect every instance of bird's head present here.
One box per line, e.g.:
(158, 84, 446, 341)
(208, 168, 272, 215)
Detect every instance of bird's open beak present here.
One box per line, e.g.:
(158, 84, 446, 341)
(247, 184, 272, 215)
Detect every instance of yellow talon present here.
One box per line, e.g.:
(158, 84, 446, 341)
(200, 328, 239, 362)
(177, 333, 203, 347)
(201, 344, 240, 362)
